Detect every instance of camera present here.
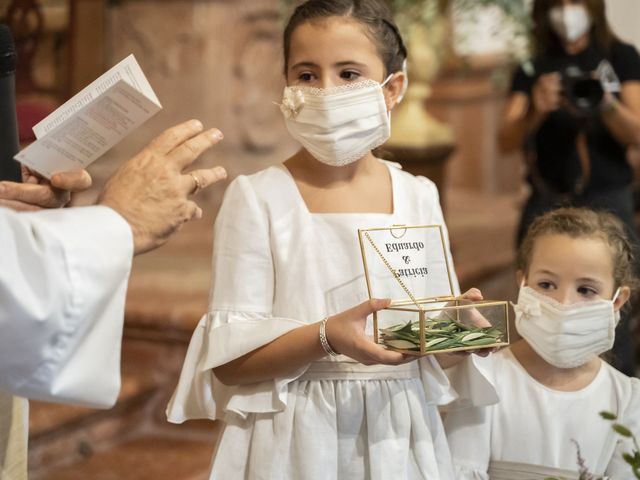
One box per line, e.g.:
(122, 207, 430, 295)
(560, 60, 621, 117)
(561, 65, 604, 117)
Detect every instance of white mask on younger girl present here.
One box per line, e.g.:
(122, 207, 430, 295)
(513, 285, 620, 369)
(279, 77, 392, 167)
(549, 5, 592, 43)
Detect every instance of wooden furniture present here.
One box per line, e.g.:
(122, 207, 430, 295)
(67, 0, 107, 97)
(3, 0, 60, 143)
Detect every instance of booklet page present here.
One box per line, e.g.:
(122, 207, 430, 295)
(15, 80, 161, 178)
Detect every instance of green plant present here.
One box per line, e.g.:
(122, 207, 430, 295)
(600, 411, 640, 479)
(387, 0, 529, 29)
(380, 318, 503, 352)
(279, 0, 529, 26)
(545, 411, 640, 480)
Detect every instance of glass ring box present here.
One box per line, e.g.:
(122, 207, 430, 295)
(358, 225, 510, 355)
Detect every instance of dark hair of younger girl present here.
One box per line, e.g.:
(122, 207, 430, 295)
(531, 0, 617, 57)
(517, 207, 639, 293)
(283, 0, 408, 76)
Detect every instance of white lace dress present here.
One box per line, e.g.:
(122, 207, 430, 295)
(167, 163, 465, 480)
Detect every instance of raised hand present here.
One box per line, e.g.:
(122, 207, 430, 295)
(98, 119, 227, 255)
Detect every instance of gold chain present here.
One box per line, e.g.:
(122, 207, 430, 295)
(364, 231, 422, 310)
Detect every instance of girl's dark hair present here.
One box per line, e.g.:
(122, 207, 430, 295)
(531, 0, 617, 56)
(517, 207, 638, 292)
(283, 0, 407, 76)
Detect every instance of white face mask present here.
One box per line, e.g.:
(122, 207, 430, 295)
(549, 5, 592, 43)
(513, 285, 620, 369)
(279, 77, 392, 167)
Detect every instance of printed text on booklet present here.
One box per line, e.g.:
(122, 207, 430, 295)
(14, 54, 162, 178)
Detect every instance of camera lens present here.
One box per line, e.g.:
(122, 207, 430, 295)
(562, 66, 605, 116)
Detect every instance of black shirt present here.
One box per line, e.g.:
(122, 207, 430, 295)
(511, 41, 640, 194)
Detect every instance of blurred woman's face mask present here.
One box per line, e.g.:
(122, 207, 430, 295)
(278, 77, 393, 167)
(549, 4, 592, 43)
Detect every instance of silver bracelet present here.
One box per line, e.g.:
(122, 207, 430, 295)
(319, 317, 339, 357)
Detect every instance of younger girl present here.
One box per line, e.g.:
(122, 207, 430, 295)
(445, 207, 640, 479)
(167, 0, 486, 478)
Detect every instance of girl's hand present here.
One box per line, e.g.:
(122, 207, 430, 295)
(459, 287, 483, 303)
(324, 298, 415, 366)
(457, 287, 491, 329)
(531, 72, 562, 117)
(460, 287, 497, 357)
(436, 287, 496, 367)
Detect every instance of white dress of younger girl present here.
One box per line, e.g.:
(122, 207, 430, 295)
(444, 348, 640, 480)
(167, 163, 483, 480)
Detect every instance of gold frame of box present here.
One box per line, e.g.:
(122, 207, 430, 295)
(358, 225, 510, 355)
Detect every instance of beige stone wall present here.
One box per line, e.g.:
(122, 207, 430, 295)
(428, 54, 525, 195)
(81, 0, 297, 220)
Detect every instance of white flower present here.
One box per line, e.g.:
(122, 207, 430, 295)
(511, 300, 541, 318)
(279, 88, 305, 119)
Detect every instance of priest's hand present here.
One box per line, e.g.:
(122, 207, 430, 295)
(0, 166, 92, 211)
(99, 119, 227, 255)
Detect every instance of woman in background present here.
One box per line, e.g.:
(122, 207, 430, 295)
(498, 0, 640, 375)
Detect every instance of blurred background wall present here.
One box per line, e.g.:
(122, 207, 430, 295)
(605, 0, 640, 49)
(0, 1, 637, 478)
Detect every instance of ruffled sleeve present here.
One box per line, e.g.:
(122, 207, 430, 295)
(453, 465, 490, 480)
(443, 355, 500, 411)
(166, 176, 309, 423)
(166, 311, 307, 422)
(442, 355, 497, 479)
(443, 383, 493, 479)
(419, 356, 458, 406)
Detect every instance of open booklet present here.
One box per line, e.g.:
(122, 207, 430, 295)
(14, 54, 162, 178)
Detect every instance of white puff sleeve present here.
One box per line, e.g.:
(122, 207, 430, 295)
(167, 176, 308, 423)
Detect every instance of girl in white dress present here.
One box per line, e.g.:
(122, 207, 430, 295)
(166, 0, 488, 478)
(445, 207, 640, 480)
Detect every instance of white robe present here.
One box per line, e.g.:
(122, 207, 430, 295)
(444, 348, 640, 479)
(167, 163, 470, 480)
(0, 205, 133, 407)
(0, 205, 133, 478)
